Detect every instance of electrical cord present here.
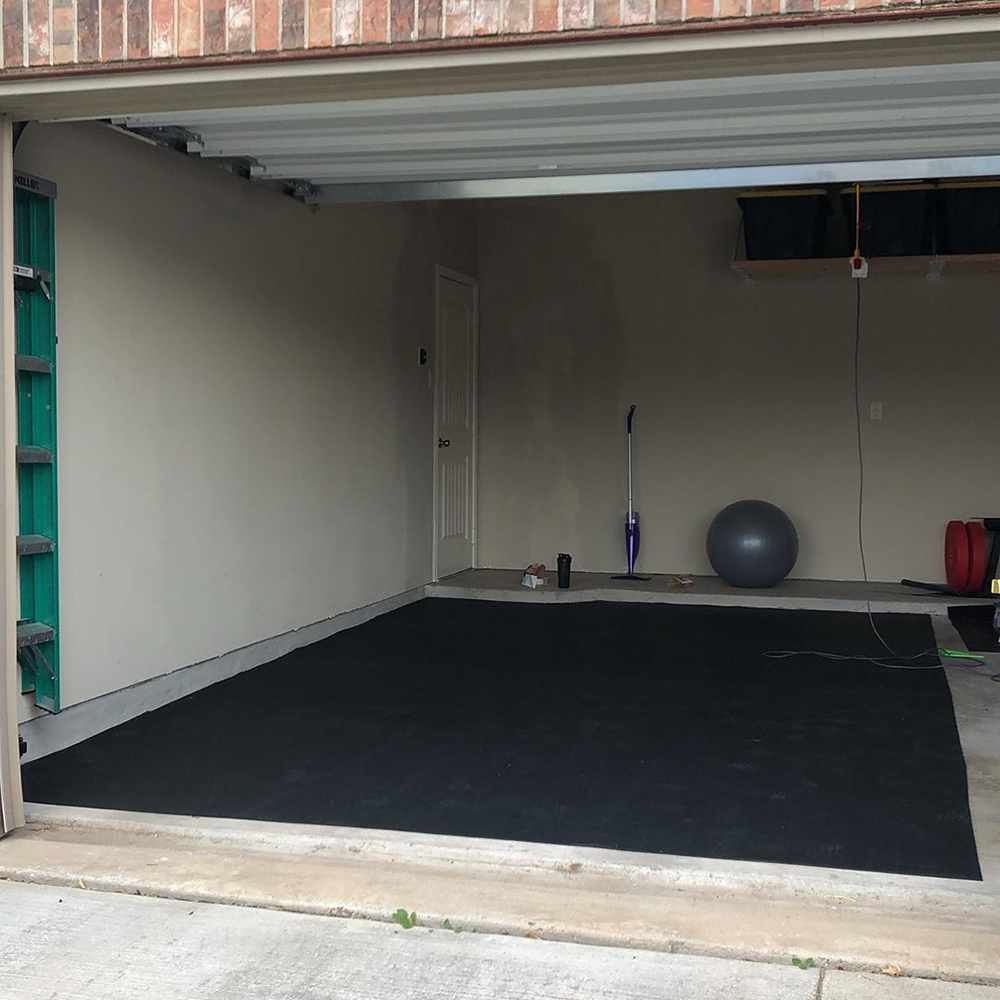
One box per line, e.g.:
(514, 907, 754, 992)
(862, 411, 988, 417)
(764, 649, 959, 669)
(852, 278, 900, 658)
(765, 268, 995, 677)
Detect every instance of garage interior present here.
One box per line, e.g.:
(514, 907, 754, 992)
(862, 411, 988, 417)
(7, 54, 1000, 955)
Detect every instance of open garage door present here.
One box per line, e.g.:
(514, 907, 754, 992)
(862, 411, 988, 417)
(5, 18, 1000, 839)
(106, 60, 1000, 204)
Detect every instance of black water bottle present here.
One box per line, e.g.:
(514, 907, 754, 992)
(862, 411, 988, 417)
(557, 553, 572, 589)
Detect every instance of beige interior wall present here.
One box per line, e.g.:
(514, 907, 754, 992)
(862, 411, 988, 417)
(8, 131, 995, 721)
(476, 192, 998, 583)
(14, 122, 476, 716)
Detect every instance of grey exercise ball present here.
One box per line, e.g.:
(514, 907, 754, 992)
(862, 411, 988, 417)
(706, 499, 799, 589)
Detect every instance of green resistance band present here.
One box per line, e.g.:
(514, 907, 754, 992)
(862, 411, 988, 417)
(938, 647, 986, 663)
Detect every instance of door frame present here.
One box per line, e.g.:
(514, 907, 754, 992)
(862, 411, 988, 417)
(431, 265, 479, 584)
(0, 116, 24, 836)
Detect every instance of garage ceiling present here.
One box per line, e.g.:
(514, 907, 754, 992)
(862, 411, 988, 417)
(110, 60, 1000, 203)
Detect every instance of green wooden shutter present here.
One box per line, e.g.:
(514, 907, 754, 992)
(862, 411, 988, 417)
(14, 172, 59, 713)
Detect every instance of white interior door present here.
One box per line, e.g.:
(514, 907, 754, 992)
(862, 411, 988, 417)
(433, 271, 477, 581)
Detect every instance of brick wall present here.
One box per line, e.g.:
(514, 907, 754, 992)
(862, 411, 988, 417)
(0, 0, 988, 71)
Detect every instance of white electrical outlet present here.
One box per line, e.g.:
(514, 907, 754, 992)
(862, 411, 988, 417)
(869, 401, 883, 421)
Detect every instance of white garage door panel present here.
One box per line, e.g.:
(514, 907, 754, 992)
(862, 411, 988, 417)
(104, 59, 1000, 203)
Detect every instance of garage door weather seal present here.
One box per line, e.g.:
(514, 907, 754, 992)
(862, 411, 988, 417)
(308, 155, 1000, 204)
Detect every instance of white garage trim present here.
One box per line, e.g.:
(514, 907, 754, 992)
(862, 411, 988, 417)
(0, 116, 23, 836)
(0, 13, 999, 121)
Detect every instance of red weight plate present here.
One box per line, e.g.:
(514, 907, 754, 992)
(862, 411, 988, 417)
(966, 521, 988, 594)
(945, 520, 971, 592)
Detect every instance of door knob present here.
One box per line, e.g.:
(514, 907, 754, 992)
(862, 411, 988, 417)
(438, 438, 451, 448)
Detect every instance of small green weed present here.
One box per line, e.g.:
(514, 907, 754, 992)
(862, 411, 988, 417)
(393, 909, 418, 929)
(791, 957, 816, 970)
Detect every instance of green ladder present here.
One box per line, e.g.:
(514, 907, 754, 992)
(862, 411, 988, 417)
(14, 172, 59, 713)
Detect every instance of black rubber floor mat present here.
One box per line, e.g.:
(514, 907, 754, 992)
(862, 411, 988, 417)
(948, 604, 998, 654)
(23, 599, 981, 879)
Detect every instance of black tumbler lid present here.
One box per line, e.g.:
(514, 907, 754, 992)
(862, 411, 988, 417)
(557, 552, 571, 560)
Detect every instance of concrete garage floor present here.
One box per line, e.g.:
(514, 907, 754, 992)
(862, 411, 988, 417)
(1, 578, 998, 995)
(426, 569, 994, 615)
(2, 880, 998, 1000)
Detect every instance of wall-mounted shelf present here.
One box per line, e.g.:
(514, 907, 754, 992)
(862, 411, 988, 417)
(732, 253, 1000, 281)
(15, 353, 52, 374)
(16, 534, 54, 556)
(17, 621, 55, 648)
(16, 445, 53, 465)
(13, 262, 52, 298)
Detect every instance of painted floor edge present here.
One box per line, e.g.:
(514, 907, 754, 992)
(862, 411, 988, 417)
(426, 571, 996, 615)
(18, 584, 428, 763)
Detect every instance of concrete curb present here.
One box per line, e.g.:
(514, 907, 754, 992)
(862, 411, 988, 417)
(6, 804, 999, 986)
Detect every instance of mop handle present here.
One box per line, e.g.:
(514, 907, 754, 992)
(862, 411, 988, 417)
(626, 405, 636, 520)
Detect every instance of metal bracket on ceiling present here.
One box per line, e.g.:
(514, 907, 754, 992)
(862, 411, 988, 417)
(111, 121, 311, 204)
(121, 122, 202, 153)
(291, 179, 319, 201)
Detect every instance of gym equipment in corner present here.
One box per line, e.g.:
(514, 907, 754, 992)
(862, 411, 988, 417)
(707, 499, 799, 589)
(902, 518, 1000, 597)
